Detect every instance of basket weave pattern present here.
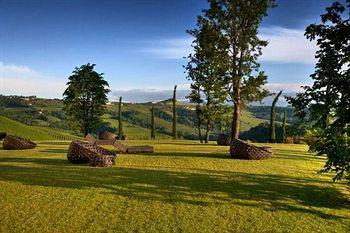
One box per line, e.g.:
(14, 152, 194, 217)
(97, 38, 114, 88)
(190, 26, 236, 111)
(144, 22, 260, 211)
(230, 139, 272, 160)
(67, 140, 116, 166)
(90, 154, 115, 167)
(217, 134, 231, 146)
(3, 135, 37, 150)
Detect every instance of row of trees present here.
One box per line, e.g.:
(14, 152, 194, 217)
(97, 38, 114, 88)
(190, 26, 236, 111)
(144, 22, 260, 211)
(61, 1, 349, 181)
(185, 0, 349, 181)
(62, 64, 179, 140)
(186, 0, 275, 143)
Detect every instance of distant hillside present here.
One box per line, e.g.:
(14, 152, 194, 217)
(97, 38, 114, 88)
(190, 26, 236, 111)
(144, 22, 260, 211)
(0, 116, 79, 140)
(0, 95, 283, 140)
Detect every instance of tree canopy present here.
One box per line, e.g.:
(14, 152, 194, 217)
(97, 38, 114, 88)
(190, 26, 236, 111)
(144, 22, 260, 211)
(288, 1, 350, 181)
(186, 16, 229, 143)
(203, 0, 274, 139)
(63, 63, 110, 136)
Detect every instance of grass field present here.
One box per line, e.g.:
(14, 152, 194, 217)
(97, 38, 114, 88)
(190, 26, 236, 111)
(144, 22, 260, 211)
(0, 116, 78, 140)
(0, 140, 349, 232)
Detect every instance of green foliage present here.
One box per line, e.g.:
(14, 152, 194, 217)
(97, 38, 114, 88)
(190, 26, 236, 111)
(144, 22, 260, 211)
(0, 95, 268, 141)
(0, 95, 32, 107)
(202, 0, 274, 139)
(270, 91, 283, 143)
(186, 15, 229, 143)
(63, 64, 110, 136)
(241, 121, 305, 143)
(246, 105, 297, 123)
(172, 85, 177, 139)
(118, 96, 123, 138)
(241, 122, 281, 143)
(150, 105, 155, 139)
(288, 1, 350, 181)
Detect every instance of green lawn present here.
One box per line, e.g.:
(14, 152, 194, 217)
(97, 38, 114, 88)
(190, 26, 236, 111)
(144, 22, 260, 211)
(0, 140, 349, 232)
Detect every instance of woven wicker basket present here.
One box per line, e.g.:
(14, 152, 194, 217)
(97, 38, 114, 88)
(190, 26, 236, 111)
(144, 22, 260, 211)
(230, 139, 272, 160)
(67, 140, 116, 165)
(217, 133, 231, 146)
(90, 154, 115, 167)
(2, 135, 36, 150)
(99, 131, 117, 140)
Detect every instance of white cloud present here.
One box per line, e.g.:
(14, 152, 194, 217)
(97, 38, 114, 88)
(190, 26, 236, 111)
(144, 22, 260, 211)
(141, 38, 192, 59)
(0, 63, 66, 98)
(143, 26, 317, 64)
(263, 82, 310, 93)
(110, 84, 191, 103)
(260, 27, 318, 64)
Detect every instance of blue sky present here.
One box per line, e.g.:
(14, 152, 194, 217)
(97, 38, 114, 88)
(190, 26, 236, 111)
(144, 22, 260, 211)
(0, 0, 337, 102)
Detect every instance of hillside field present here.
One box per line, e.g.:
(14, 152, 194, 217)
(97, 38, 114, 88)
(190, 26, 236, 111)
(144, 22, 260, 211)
(1, 96, 269, 140)
(0, 140, 349, 232)
(0, 116, 79, 141)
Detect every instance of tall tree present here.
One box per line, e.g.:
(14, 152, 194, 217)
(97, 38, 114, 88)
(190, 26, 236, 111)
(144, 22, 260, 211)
(118, 96, 123, 139)
(288, 1, 350, 181)
(282, 110, 287, 143)
(204, 0, 274, 139)
(187, 81, 204, 143)
(63, 63, 110, 136)
(269, 90, 282, 143)
(172, 85, 177, 139)
(150, 105, 155, 139)
(186, 17, 229, 143)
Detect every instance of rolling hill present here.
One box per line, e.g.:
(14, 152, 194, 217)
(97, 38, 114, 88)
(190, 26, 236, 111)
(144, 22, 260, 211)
(0, 95, 272, 140)
(0, 116, 79, 140)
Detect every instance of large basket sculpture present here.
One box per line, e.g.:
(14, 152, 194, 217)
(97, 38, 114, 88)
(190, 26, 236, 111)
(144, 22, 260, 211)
(230, 139, 272, 160)
(90, 154, 115, 167)
(67, 140, 116, 166)
(99, 131, 117, 140)
(2, 135, 37, 150)
(217, 133, 231, 146)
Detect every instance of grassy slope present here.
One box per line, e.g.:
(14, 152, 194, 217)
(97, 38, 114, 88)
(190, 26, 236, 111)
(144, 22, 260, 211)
(0, 140, 349, 232)
(107, 102, 266, 139)
(106, 103, 197, 138)
(103, 116, 171, 139)
(0, 116, 78, 140)
(240, 110, 267, 132)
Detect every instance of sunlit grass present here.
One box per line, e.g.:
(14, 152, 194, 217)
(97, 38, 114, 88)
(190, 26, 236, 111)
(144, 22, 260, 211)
(0, 116, 77, 140)
(0, 140, 349, 232)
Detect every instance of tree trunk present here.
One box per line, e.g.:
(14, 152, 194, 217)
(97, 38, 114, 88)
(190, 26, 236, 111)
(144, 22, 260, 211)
(151, 106, 155, 139)
(231, 102, 241, 139)
(269, 103, 276, 143)
(231, 75, 242, 140)
(172, 85, 177, 139)
(205, 121, 210, 143)
(118, 97, 123, 139)
(197, 111, 203, 143)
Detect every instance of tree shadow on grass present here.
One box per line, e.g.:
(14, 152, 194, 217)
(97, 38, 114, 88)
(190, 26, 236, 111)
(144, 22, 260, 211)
(150, 151, 231, 159)
(39, 149, 68, 154)
(153, 141, 220, 147)
(272, 148, 326, 162)
(0, 156, 349, 220)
